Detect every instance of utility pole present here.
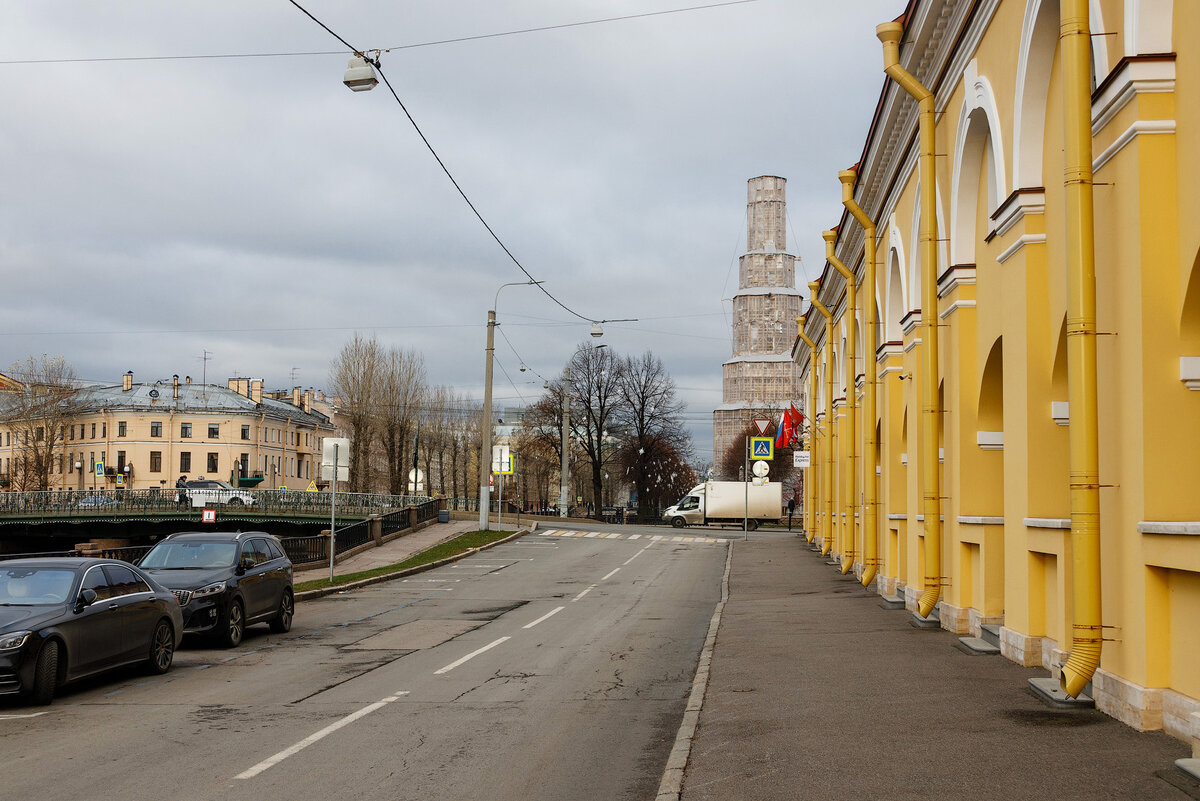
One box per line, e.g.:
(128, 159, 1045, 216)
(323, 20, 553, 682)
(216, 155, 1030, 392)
(479, 310, 495, 530)
(560, 367, 570, 518)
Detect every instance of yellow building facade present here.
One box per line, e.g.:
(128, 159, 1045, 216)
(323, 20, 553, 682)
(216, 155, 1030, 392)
(795, 0, 1199, 745)
(0, 372, 334, 493)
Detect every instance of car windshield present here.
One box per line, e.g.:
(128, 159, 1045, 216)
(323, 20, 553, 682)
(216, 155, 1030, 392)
(0, 567, 76, 605)
(140, 541, 238, 569)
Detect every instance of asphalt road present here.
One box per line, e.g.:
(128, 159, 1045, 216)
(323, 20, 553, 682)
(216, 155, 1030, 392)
(0, 530, 727, 801)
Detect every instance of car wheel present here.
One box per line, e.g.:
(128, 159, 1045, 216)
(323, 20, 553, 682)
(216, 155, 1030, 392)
(147, 619, 175, 674)
(671, 517, 686, 529)
(269, 590, 294, 633)
(220, 600, 245, 648)
(227, 497, 244, 506)
(30, 640, 59, 706)
(747, 519, 759, 531)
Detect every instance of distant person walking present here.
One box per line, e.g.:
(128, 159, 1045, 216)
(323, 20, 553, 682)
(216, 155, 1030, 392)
(176, 476, 189, 508)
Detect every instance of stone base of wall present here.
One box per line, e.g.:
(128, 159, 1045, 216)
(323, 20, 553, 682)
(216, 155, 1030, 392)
(937, 601, 971, 634)
(878, 575, 899, 597)
(999, 626, 1045, 667)
(968, 610, 1004, 638)
(903, 583, 920, 613)
(1092, 669, 1200, 750)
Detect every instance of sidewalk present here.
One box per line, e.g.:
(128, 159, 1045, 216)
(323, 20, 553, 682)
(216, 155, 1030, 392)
(291, 519, 518, 585)
(679, 532, 1193, 801)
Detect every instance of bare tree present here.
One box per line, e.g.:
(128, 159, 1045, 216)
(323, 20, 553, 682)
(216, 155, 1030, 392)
(566, 342, 626, 517)
(376, 346, 426, 495)
(1, 355, 81, 492)
(614, 351, 691, 522)
(329, 335, 383, 492)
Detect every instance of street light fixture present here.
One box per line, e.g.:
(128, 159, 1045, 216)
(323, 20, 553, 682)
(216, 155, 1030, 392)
(343, 56, 378, 92)
(480, 280, 543, 530)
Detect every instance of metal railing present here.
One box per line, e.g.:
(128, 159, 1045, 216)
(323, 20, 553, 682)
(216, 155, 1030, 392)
(0, 488, 435, 520)
(0, 549, 82, 562)
(280, 535, 325, 565)
(98, 545, 154, 563)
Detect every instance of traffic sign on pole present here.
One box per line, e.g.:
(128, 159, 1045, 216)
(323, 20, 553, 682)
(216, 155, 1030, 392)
(750, 437, 774, 460)
(753, 418, 771, 436)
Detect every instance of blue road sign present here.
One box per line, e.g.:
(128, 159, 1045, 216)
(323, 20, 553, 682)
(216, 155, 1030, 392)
(750, 437, 774, 460)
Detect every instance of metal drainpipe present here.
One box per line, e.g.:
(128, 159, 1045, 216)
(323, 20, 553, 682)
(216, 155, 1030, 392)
(825, 230, 858, 575)
(808, 282, 836, 557)
(1059, 0, 1103, 698)
(878, 19, 943, 618)
(797, 316, 820, 544)
(841, 166, 880, 588)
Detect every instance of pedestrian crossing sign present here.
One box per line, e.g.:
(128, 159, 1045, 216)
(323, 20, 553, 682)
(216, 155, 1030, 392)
(750, 437, 774, 460)
(306, 481, 318, 492)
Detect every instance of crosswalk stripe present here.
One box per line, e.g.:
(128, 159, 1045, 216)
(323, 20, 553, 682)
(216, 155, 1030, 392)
(629, 534, 641, 540)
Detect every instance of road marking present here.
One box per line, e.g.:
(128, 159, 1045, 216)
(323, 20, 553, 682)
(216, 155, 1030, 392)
(604, 533, 621, 539)
(672, 536, 684, 542)
(434, 637, 511, 675)
(572, 584, 597, 602)
(0, 711, 48, 720)
(628, 534, 641, 540)
(235, 690, 410, 779)
(584, 532, 599, 538)
(623, 544, 653, 565)
(601, 567, 620, 581)
(522, 606, 565, 629)
(451, 564, 504, 568)
(651, 535, 664, 541)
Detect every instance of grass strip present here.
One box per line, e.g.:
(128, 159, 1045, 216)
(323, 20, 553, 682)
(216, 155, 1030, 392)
(294, 529, 513, 593)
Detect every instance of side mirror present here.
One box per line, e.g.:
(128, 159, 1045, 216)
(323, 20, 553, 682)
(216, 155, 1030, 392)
(75, 588, 98, 611)
(236, 557, 252, 575)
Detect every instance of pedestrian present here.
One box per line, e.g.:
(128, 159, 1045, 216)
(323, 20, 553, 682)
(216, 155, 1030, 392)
(787, 497, 796, 531)
(176, 475, 189, 508)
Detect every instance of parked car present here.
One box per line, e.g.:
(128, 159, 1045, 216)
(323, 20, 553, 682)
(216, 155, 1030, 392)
(138, 531, 293, 647)
(75, 494, 120, 509)
(176, 479, 257, 508)
(0, 558, 183, 705)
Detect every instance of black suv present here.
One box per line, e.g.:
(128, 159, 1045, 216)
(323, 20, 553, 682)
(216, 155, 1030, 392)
(139, 532, 293, 647)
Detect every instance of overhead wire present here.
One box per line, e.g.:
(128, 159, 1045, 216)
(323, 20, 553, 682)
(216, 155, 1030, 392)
(0, 2, 759, 65)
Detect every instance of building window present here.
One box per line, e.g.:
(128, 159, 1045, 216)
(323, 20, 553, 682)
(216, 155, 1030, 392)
(150, 451, 162, 473)
(151, 422, 162, 438)
(207, 452, 219, 473)
(181, 423, 192, 438)
(241, 425, 250, 441)
(90, 453, 95, 472)
(90, 423, 96, 439)
(179, 452, 191, 472)
(35, 427, 44, 442)
(101, 422, 106, 437)
(69, 426, 74, 441)
(116, 451, 126, 472)
(117, 421, 127, 437)
(208, 423, 219, 439)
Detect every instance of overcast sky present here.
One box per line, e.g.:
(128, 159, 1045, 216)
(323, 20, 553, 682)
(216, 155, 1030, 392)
(0, 0, 898, 461)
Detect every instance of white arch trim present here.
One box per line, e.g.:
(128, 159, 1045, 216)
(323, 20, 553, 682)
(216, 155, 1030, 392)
(1012, 0, 1109, 189)
(950, 60, 1009, 266)
(1126, 0, 1174, 57)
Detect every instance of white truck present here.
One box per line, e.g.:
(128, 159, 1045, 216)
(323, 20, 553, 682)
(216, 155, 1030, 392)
(662, 481, 782, 530)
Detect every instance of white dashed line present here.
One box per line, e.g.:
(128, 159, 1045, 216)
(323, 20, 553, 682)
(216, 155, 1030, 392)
(434, 637, 511, 675)
(572, 584, 597, 602)
(601, 567, 620, 581)
(522, 606, 565, 629)
(623, 544, 653, 565)
(0, 711, 48, 720)
(235, 691, 410, 779)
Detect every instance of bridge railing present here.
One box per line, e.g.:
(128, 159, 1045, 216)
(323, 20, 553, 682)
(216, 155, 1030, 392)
(0, 488, 435, 519)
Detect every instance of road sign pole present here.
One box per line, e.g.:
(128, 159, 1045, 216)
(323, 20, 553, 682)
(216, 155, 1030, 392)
(329, 444, 338, 584)
(744, 435, 749, 537)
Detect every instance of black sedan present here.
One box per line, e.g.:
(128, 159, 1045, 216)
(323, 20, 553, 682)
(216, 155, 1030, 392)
(0, 558, 184, 705)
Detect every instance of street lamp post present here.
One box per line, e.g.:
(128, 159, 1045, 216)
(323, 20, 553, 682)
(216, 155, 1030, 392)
(480, 280, 542, 530)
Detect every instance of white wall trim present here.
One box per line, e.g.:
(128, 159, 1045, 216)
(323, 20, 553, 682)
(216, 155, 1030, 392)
(1094, 120, 1176, 173)
(951, 60, 1008, 266)
(1179, 357, 1200, 390)
(1024, 517, 1071, 529)
(997, 233, 1047, 264)
(959, 515, 1005, 525)
(941, 299, 977, 319)
(1092, 57, 1176, 135)
(903, 337, 923, 354)
(1138, 521, 1200, 536)
(1051, 400, 1070, 425)
(938, 266, 977, 298)
(976, 430, 1004, 450)
(993, 190, 1046, 237)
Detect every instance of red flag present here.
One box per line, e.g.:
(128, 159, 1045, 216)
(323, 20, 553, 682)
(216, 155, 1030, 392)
(775, 408, 792, 449)
(789, 404, 804, 440)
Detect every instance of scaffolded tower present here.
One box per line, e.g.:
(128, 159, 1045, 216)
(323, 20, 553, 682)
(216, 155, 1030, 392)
(712, 176, 804, 466)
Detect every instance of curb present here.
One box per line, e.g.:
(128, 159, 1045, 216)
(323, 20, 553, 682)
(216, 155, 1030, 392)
(655, 539, 734, 801)
(294, 527, 531, 603)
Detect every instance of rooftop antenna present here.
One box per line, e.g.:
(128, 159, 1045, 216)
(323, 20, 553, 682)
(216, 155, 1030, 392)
(201, 349, 212, 406)
(290, 367, 300, 385)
